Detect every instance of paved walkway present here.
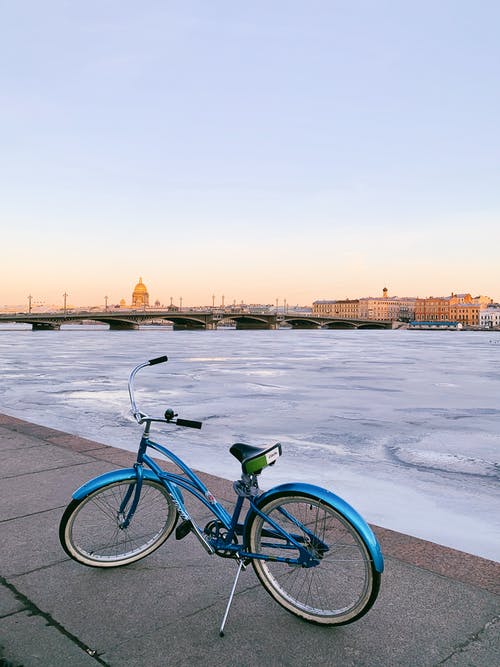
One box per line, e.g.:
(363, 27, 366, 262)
(0, 413, 498, 667)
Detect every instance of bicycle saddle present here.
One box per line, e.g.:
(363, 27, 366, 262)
(230, 442, 282, 475)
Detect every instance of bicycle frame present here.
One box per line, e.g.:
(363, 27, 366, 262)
(72, 430, 328, 568)
(137, 431, 328, 566)
(72, 433, 384, 571)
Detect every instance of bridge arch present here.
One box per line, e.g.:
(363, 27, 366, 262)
(281, 317, 322, 329)
(228, 314, 273, 330)
(322, 320, 358, 329)
(357, 322, 388, 329)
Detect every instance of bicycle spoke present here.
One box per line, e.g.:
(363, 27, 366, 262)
(249, 492, 379, 624)
(61, 480, 177, 566)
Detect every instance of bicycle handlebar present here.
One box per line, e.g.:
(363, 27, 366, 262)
(128, 356, 202, 429)
(176, 418, 202, 429)
(148, 355, 168, 365)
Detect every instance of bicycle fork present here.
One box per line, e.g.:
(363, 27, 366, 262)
(117, 464, 145, 528)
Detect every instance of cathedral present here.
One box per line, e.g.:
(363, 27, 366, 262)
(131, 277, 149, 308)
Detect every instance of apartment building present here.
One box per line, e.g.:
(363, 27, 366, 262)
(314, 289, 415, 322)
(333, 299, 359, 319)
(313, 290, 493, 325)
(415, 295, 456, 321)
(449, 303, 481, 327)
(312, 300, 360, 318)
(414, 293, 492, 326)
(480, 307, 500, 328)
(312, 300, 336, 316)
(358, 289, 416, 322)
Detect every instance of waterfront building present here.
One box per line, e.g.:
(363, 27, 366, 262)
(449, 303, 482, 327)
(312, 300, 336, 316)
(358, 296, 397, 321)
(312, 300, 359, 318)
(397, 298, 417, 322)
(414, 293, 494, 327)
(313, 289, 415, 321)
(358, 288, 415, 322)
(414, 295, 455, 322)
(132, 277, 149, 308)
(415, 293, 470, 322)
(480, 307, 500, 329)
(332, 299, 360, 319)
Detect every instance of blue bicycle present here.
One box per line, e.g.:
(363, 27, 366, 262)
(60, 356, 384, 634)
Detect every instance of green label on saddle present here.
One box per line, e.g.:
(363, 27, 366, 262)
(245, 444, 281, 474)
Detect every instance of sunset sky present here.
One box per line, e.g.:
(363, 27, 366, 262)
(1, 1, 499, 308)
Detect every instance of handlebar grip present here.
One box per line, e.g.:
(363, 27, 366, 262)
(148, 355, 168, 365)
(176, 418, 202, 429)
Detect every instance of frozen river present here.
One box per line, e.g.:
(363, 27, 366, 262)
(1, 326, 499, 560)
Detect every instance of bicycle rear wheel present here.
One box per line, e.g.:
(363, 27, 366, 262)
(60, 479, 178, 567)
(247, 491, 380, 625)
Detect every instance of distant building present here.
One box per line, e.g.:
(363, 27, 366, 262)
(312, 299, 359, 318)
(473, 295, 494, 306)
(313, 288, 415, 321)
(414, 295, 457, 322)
(132, 277, 149, 308)
(333, 299, 360, 319)
(358, 288, 416, 321)
(397, 298, 417, 322)
(414, 293, 492, 326)
(409, 321, 463, 330)
(312, 300, 337, 316)
(480, 307, 500, 329)
(449, 302, 481, 327)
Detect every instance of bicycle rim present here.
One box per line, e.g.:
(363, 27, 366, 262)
(60, 479, 177, 567)
(248, 492, 380, 624)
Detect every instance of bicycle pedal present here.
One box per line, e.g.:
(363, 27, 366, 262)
(175, 519, 193, 540)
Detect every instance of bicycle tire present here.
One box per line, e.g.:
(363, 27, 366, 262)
(246, 491, 380, 625)
(60, 479, 178, 567)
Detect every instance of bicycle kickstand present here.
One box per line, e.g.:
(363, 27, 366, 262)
(219, 560, 246, 637)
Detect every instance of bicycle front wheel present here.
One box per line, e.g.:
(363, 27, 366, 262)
(247, 491, 380, 625)
(60, 479, 178, 567)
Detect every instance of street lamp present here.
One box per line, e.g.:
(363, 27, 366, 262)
(63, 292, 68, 314)
(104, 295, 108, 311)
(28, 294, 33, 314)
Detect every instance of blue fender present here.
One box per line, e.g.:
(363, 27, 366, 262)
(72, 468, 163, 500)
(249, 482, 384, 573)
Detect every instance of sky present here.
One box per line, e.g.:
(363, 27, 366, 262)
(1, 0, 499, 308)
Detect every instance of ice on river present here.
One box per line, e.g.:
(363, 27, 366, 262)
(1, 326, 499, 561)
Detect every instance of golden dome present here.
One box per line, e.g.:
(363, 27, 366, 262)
(132, 277, 149, 307)
(133, 277, 148, 293)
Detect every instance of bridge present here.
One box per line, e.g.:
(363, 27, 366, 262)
(0, 310, 393, 331)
